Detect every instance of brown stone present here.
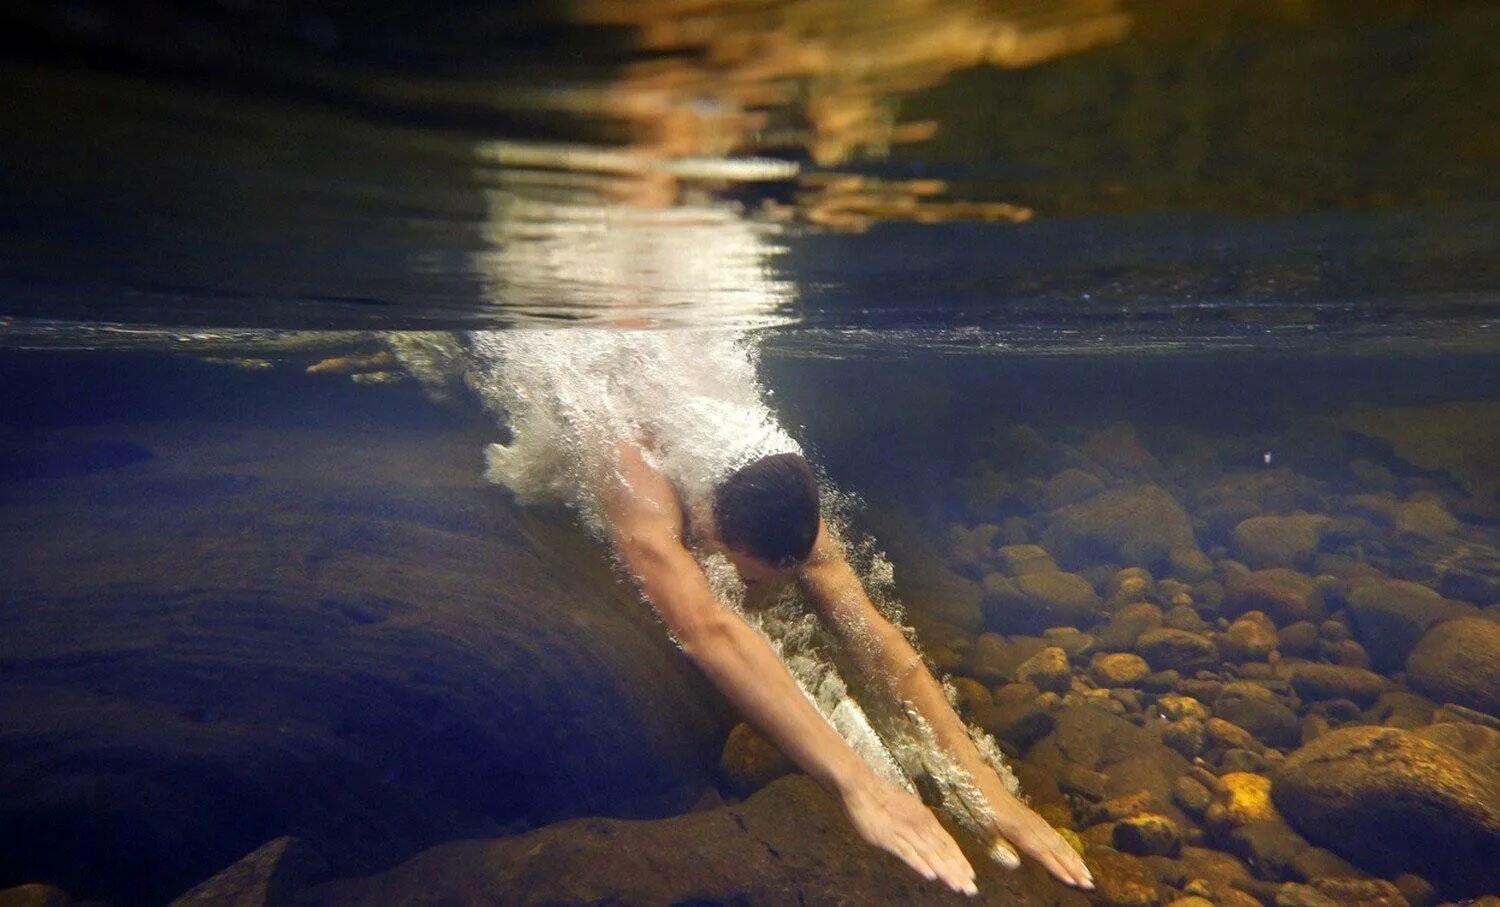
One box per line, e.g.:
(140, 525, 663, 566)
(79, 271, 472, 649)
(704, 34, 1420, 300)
(1309, 878, 1410, 907)
(1346, 578, 1478, 672)
(1112, 814, 1182, 858)
(1162, 719, 1207, 758)
(965, 632, 1046, 685)
(1172, 776, 1212, 819)
(0, 885, 71, 907)
(1106, 568, 1156, 607)
(1097, 603, 1166, 652)
(1136, 628, 1219, 674)
(301, 775, 1076, 906)
(947, 676, 992, 713)
(1221, 611, 1279, 662)
(1206, 718, 1258, 751)
(719, 723, 795, 796)
(1092, 652, 1151, 688)
(1040, 485, 1200, 574)
(1225, 569, 1324, 625)
(1405, 616, 1500, 717)
(1155, 694, 1209, 722)
(170, 836, 328, 906)
(1278, 621, 1320, 658)
(1028, 705, 1192, 826)
(1085, 847, 1165, 907)
(995, 543, 1058, 577)
(1014, 645, 1072, 693)
(1214, 682, 1300, 748)
(1287, 663, 1385, 707)
(1272, 725, 1500, 894)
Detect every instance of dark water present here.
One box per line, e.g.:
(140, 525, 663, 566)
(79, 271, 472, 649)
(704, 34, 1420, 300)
(2, 2, 1499, 904)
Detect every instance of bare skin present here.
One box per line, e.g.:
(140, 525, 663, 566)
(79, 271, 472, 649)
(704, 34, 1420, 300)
(599, 440, 1093, 894)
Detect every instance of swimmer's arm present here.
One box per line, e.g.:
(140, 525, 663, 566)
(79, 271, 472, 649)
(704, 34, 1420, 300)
(798, 521, 1094, 890)
(598, 443, 976, 896)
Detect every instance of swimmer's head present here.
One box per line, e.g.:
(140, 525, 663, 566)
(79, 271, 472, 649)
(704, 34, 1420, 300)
(711, 453, 819, 577)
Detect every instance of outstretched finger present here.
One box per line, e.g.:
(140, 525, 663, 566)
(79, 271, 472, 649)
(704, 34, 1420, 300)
(921, 826, 976, 893)
(890, 836, 939, 884)
(904, 830, 974, 896)
(1052, 842, 1094, 890)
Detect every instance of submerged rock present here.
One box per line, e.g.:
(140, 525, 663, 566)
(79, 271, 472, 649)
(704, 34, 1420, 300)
(1224, 570, 1324, 626)
(1337, 402, 1500, 500)
(1082, 847, 1164, 907)
(1285, 664, 1386, 708)
(1231, 515, 1331, 570)
(1345, 579, 1479, 672)
(973, 699, 1056, 754)
(981, 570, 1102, 635)
(1028, 704, 1192, 826)
(0, 424, 731, 904)
(1079, 422, 1165, 484)
(1015, 646, 1073, 693)
(1220, 611, 1279, 663)
(1135, 627, 1219, 674)
(300, 774, 1075, 906)
(966, 632, 1047, 685)
(1112, 814, 1182, 858)
(1204, 772, 1280, 832)
(719, 723, 795, 797)
(1096, 603, 1165, 652)
(169, 837, 327, 907)
(1091, 652, 1150, 688)
(1039, 485, 1201, 574)
(0, 885, 71, 907)
(1039, 469, 1106, 511)
(1214, 683, 1300, 749)
(995, 543, 1060, 577)
(1271, 725, 1500, 895)
(1405, 617, 1500, 718)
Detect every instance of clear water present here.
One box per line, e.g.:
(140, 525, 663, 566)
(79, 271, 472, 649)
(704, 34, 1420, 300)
(2, 2, 1498, 904)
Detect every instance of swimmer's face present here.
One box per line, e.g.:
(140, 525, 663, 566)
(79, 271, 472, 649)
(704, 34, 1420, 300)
(723, 545, 797, 592)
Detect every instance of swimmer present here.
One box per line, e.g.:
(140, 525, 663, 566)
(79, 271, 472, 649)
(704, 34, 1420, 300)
(599, 440, 1095, 895)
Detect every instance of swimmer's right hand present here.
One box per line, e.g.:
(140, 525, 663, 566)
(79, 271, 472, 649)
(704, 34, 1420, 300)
(839, 776, 978, 897)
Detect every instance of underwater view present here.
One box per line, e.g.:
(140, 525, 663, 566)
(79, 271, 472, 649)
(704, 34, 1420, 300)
(2, 1, 1498, 905)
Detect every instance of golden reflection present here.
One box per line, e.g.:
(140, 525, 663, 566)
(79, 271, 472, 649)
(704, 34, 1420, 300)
(578, 0, 1130, 165)
(484, 0, 1135, 232)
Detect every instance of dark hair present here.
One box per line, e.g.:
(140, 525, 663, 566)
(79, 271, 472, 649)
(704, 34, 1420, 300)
(712, 453, 820, 567)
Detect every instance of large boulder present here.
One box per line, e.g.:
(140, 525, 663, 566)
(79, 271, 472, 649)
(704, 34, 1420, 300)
(299, 774, 1080, 906)
(0, 421, 730, 904)
(170, 837, 328, 906)
(1338, 402, 1500, 500)
(1027, 704, 1193, 825)
(981, 570, 1102, 635)
(1224, 570, 1324, 626)
(1039, 485, 1201, 574)
(1231, 515, 1331, 570)
(1345, 579, 1479, 672)
(1405, 617, 1500, 717)
(1271, 725, 1500, 895)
